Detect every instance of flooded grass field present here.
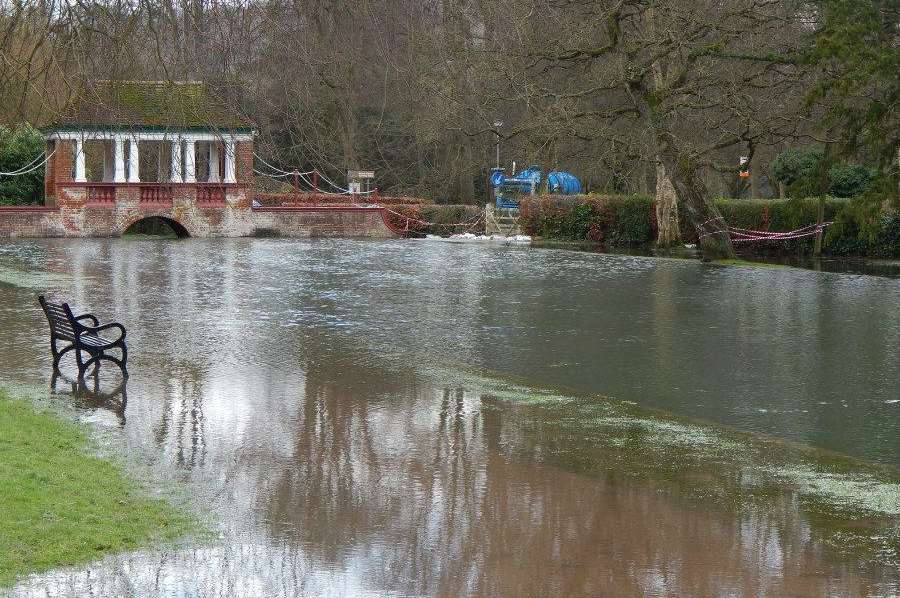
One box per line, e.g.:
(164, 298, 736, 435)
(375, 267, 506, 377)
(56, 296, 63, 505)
(0, 238, 898, 596)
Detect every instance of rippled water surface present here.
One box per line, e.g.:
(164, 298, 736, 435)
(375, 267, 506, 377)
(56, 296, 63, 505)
(1, 238, 899, 597)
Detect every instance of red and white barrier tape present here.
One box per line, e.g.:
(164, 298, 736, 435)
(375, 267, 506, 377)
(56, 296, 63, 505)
(381, 207, 485, 231)
(699, 222, 832, 242)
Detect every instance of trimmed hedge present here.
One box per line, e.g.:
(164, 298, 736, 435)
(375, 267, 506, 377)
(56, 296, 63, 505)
(705, 198, 899, 257)
(702, 198, 847, 236)
(824, 210, 900, 258)
(679, 197, 847, 252)
(519, 195, 656, 246)
(520, 194, 900, 257)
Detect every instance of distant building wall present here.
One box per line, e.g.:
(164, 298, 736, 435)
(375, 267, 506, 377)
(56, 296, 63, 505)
(5, 132, 394, 238)
(250, 206, 394, 238)
(0, 198, 395, 239)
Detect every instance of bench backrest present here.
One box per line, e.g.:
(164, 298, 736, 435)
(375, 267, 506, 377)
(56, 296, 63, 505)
(38, 295, 78, 340)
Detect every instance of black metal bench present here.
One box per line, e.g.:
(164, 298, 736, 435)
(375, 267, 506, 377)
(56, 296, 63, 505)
(38, 295, 128, 378)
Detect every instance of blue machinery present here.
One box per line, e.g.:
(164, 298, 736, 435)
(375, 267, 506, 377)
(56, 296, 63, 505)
(490, 165, 582, 208)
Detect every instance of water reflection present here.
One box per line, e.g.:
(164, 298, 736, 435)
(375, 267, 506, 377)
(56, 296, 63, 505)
(14, 379, 896, 597)
(50, 371, 127, 425)
(0, 238, 898, 596)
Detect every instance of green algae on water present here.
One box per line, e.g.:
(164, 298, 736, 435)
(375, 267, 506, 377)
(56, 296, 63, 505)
(0, 266, 74, 290)
(427, 365, 900, 568)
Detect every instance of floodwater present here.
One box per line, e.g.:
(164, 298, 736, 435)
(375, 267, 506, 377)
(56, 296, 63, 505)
(1, 238, 899, 597)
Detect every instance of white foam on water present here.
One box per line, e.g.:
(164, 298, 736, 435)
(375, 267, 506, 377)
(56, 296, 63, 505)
(420, 233, 532, 245)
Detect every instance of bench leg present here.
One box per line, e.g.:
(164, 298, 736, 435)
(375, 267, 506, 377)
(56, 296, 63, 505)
(50, 337, 73, 372)
(75, 348, 94, 380)
(120, 345, 128, 378)
(75, 348, 83, 378)
(52, 345, 75, 371)
(50, 336, 59, 369)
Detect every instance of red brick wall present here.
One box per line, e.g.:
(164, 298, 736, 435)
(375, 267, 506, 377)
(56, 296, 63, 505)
(54, 141, 73, 185)
(116, 186, 140, 204)
(0, 207, 64, 237)
(235, 140, 254, 185)
(227, 186, 252, 209)
(1, 186, 394, 239)
(45, 140, 73, 206)
(250, 207, 394, 238)
(56, 185, 86, 209)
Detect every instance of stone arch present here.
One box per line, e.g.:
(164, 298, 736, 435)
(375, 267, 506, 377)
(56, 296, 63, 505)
(121, 215, 191, 238)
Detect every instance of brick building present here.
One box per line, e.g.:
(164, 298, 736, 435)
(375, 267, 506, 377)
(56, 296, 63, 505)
(43, 80, 254, 211)
(0, 81, 393, 238)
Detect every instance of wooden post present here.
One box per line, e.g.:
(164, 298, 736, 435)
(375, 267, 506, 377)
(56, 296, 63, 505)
(814, 142, 831, 257)
(814, 195, 825, 256)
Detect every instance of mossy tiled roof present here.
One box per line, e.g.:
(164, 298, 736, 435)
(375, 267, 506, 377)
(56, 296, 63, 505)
(48, 80, 252, 132)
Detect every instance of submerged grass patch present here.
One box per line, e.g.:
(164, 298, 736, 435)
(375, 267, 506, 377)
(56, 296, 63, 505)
(0, 266, 74, 290)
(0, 392, 192, 587)
(429, 365, 900, 568)
(766, 464, 900, 516)
(710, 258, 790, 269)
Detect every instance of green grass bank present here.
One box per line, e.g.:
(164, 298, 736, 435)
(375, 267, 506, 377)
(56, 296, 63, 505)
(0, 392, 192, 587)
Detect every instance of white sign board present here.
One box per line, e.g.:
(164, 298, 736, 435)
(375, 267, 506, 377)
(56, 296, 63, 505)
(348, 170, 375, 179)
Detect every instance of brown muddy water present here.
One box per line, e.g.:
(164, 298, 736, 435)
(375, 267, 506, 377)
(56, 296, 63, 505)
(1, 238, 899, 597)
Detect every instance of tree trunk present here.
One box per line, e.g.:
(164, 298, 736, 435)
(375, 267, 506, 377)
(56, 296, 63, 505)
(749, 154, 759, 199)
(654, 160, 681, 247)
(459, 144, 475, 204)
(647, 33, 683, 248)
(666, 155, 735, 260)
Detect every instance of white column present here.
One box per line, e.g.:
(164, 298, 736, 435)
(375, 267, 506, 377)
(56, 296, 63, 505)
(223, 137, 236, 184)
(113, 136, 126, 183)
(170, 137, 183, 183)
(102, 143, 113, 181)
(208, 142, 220, 182)
(74, 138, 86, 182)
(128, 138, 140, 182)
(183, 139, 196, 183)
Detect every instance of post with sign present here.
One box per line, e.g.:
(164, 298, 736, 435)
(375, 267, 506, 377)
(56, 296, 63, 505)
(348, 170, 375, 195)
(738, 156, 750, 199)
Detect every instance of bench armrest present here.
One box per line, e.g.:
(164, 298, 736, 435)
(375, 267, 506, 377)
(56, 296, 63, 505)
(74, 313, 99, 326)
(78, 322, 126, 342)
